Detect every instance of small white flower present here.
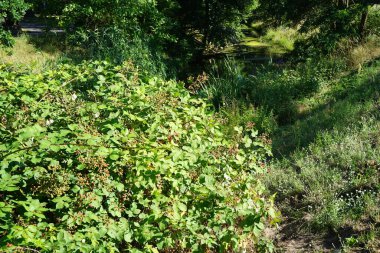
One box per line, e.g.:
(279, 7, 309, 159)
(247, 199, 254, 209)
(71, 93, 77, 101)
(46, 119, 54, 126)
(224, 173, 231, 181)
(94, 112, 100, 118)
(82, 239, 85, 243)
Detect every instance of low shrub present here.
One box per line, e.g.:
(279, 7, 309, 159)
(0, 0, 30, 46)
(0, 61, 276, 252)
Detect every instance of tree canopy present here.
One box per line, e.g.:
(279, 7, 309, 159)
(0, 0, 29, 46)
(260, 0, 379, 52)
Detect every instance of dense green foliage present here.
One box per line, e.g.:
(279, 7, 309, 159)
(59, 0, 172, 70)
(174, 0, 258, 47)
(0, 0, 29, 46)
(54, 0, 258, 48)
(1, 0, 380, 251)
(22, 0, 259, 73)
(28, 0, 65, 16)
(259, 1, 379, 54)
(0, 61, 276, 252)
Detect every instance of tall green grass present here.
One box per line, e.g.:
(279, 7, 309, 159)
(68, 28, 169, 77)
(200, 57, 345, 129)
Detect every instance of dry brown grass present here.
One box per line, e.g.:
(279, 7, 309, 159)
(345, 36, 380, 70)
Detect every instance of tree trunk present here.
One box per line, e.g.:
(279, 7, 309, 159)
(201, 0, 211, 52)
(3, 15, 21, 36)
(359, 7, 369, 40)
(3, 14, 14, 31)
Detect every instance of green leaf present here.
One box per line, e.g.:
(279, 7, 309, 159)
(0, 173, 20, 191)
(18, 124, 46, 140)
(178, 202, 187, 212)
(53, 196, 71, 209)
(98, 75, 106, 84)
(115, 182, 124, 192)
(39, 139, 52, 149)
(109, 153, 119, 161)
(124, 233, 133, 243)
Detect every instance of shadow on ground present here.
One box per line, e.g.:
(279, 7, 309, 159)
(272, 63, 380, 157)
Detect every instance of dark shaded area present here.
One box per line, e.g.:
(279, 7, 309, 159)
(20, 15, 63, 36)
(3, 20, 22, 36)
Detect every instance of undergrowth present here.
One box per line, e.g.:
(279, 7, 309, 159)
(0, 61, 276, 252)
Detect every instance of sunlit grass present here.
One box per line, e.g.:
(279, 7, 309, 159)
(0, 35, 61, 72)
(240, 38, 268, 47)
(220, 23, 295, 56)
(221, 36, 289, 55)
(261, 26, 299, 52)
(263, 57, 380, 251)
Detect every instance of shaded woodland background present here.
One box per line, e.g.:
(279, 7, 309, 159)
(1, 1, 380, 252)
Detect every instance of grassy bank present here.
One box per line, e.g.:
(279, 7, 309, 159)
(267, 60, 380, 251)
(201, 35, 380, 251)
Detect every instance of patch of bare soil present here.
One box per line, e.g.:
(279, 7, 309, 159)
(267, 219, 354, 252)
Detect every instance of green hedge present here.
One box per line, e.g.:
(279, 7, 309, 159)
(0, 61, 276, 252)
